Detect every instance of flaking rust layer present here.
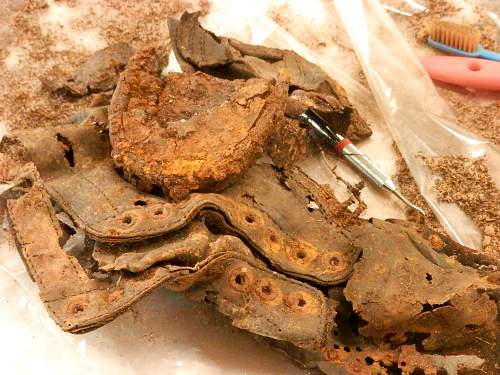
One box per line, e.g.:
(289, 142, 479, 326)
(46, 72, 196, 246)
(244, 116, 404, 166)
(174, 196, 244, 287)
(109, 47, 288, 201)
(168, 12, 372, 167)
(2, 120, 499, 374)
(0, 11, 499, 375)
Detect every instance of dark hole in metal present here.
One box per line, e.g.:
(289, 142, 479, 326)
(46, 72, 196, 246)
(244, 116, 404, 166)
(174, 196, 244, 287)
(56, 133, 75, 167)
(245, 215, 255, 223)
(235, 274, 245, 285)
(262, 285, 272, 295)
(411, 368, 425, 375)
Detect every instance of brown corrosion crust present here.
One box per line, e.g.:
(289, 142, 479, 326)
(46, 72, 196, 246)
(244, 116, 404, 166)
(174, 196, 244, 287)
(265, 116, 310, 168)
(169, 11, 372, 159)
(43, 43, 136, 97)
(345, 219, 497, 351)
(3, 124, 358, 285)
(6, 185, 333, 349)
(320, 343, 482, 375)
(109, 47, 288, 201)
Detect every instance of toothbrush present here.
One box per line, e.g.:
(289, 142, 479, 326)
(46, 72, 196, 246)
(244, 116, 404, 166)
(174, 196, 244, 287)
(427, 20, 500, 62)
(421, 55, 500, 91)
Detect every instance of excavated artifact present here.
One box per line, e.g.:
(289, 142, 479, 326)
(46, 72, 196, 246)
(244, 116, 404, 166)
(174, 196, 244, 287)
(43, 43, 136, 96)
(1, 121, 499, 374)
(104, 14, 373, 200)
(1, 16, 499, 373)
(347, 219, 496, 350)
(168, 12, 372, 145)
(109, 47, 288, 200)
(3, 124, 359, 286)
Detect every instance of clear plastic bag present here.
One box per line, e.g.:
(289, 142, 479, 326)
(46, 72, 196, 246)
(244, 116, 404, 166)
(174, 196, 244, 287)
(206, 0, 499, 249)
(333, 0, 500, 249)
(380, 0, 428, 16)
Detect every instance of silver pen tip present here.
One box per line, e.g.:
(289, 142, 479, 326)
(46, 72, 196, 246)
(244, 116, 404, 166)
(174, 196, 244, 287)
(390, 188, 425, 216)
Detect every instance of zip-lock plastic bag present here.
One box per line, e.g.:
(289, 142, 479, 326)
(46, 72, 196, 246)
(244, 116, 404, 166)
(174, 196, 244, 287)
(206, 0, 499, 249)
(334, 0, 499, 249)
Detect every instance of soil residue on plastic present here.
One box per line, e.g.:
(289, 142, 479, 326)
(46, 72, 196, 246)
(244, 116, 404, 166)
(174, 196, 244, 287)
(0, 0, 209, 131)
(388, 0, 500, 145)
(424, 155, 500, 257)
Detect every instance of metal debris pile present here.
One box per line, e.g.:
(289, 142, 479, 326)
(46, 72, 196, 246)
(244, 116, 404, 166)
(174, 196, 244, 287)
(1, 12, 499, 375)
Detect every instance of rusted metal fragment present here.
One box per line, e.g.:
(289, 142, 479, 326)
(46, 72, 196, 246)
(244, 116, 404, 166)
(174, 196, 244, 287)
(6, 185, 173, 333)
(267, 335, 486, 375)
(6, 183, 334, 348)
(222, 164, 360, 285)
(43, 43, 135, 96)
(1, 124, 360, 285)
(185, 258, 335, 350)
(85, 158, 363, 285)
(318, 284, 494, 374)
(93, 221, 253, 273)
(319, 344, 485, 375)
(169, 11, 372, 148)
(345, 219, 497, 351)
(388, 218, 500, 271)
(0, 124, 165, 241)
(109, 47, 288, 201)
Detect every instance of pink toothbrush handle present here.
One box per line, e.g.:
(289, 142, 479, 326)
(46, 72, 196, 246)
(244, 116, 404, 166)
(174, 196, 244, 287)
(421, 56, 500, 91)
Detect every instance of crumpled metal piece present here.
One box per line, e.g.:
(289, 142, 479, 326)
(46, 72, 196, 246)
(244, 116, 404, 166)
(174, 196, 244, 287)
(109, 47, 288, 200)
(42, 43, 136, 96)
(168, 12, 372, 144)
(345, 219, 496, 351)
(2, 121, 499, 374)
(7, 183, 333, 349)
